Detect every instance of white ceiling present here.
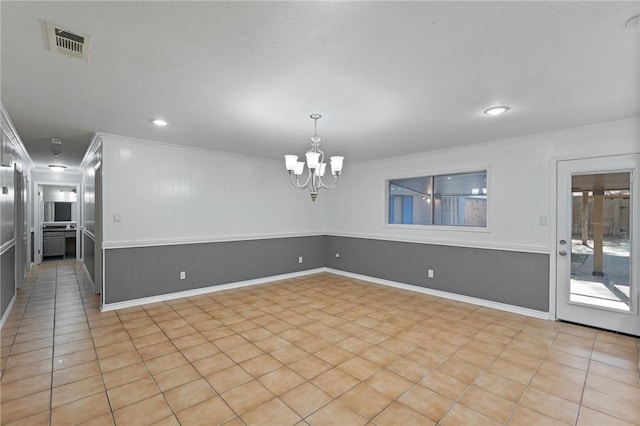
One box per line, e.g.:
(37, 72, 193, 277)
(1, 1, 638, 171)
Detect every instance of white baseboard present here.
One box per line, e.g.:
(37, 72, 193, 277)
(80, 262, 99, 295)
(326, 268, 551, 320)
(100, 266, 550, 321)
(101, 268, 327, 312)
(0, 295, 16, 329)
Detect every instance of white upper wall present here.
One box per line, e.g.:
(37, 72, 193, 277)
(42, 186, 78, 202)
(323, 118, 640, 253)
(31, 170, 83, 186)
(101, 135, 327, 247)
(94, 118, 638, 251)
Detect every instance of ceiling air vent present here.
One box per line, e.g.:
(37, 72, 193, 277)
(46, 22, 90, 62)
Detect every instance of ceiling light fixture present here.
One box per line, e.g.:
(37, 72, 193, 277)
(50, 137, 63, 156)
(152, 119, 168, 126)
(484, 106, 511, 116)
(284, 114, 344, 202)
(625, 14, 640, 29)
(48, 138, 66, 172)
(48, 165, 66, 172)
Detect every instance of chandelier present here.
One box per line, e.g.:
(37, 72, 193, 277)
(284, 114, 344, 201)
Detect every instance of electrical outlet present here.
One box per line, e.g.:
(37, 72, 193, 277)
(428, 269, 434, 278)
(298, 256, 303, 264)
(180, 271, 186, 280)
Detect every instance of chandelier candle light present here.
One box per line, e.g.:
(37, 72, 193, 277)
(284, 114, 344, 201)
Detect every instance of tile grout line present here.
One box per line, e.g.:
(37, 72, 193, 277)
(164, 300, 241, 423)
(3, 273, 31, 376)
(572, 334, 598, 426)
(73, 261, 116, 425)
(247, 303, 343, 424)
(311, 285, 470, 423)
(431, 314, 529, 425)
(49, 264, 60, 425)
(3, 268, 38, 371)
(41, 262, 112, 424)
(15, 265, 54, 423)
(112, 296, 235, 423)
(504, 326, 562, 425)
(3, 268, 639, 425)
(277, 295, 464, 423)
(147, 302, 224, 423)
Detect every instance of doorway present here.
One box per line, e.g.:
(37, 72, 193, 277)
(34, 182, 80, 264)
(556, 155, 639, 336)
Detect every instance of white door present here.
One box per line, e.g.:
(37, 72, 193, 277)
(556, 154, 639, 336)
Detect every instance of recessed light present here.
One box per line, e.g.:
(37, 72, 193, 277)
(484, 106, 510, 116)
(152, 119, 168, 126)
(48, 165, 66, 172)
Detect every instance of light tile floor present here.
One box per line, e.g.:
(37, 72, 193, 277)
(1, 261, 639, 425)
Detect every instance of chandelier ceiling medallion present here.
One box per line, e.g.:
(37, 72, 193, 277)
(284, 114, 344, 201)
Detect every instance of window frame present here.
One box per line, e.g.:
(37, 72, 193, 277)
(384, 167, 491, 232)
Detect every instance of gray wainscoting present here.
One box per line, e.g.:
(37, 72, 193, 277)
(326, 236, 549, 311)
(104, 236, 326, 304)
(83, 232, 95, 283)
(1, 245, 16, 318)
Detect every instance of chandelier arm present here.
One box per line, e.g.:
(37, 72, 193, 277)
(289, 170, 315, 190)
(318, 174, 339, 190)
(289, 172, 307, 189)
(301, 170, 313, 189)
(314, 172, 322, 192)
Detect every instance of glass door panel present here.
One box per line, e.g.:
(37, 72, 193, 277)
(569, 176, 631, 311)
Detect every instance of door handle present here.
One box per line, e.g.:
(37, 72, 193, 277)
(558, 250, 567, 256)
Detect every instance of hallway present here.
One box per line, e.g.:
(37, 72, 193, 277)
(1, 261, 99, 423)
(1, 262, 639, 425)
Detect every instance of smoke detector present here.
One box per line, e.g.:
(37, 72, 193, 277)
(46, 22, 91, 62)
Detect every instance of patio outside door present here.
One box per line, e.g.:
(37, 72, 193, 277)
(556, 155, 639, 336)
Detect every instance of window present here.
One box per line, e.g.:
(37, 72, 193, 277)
(388, 170, 487, 227)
